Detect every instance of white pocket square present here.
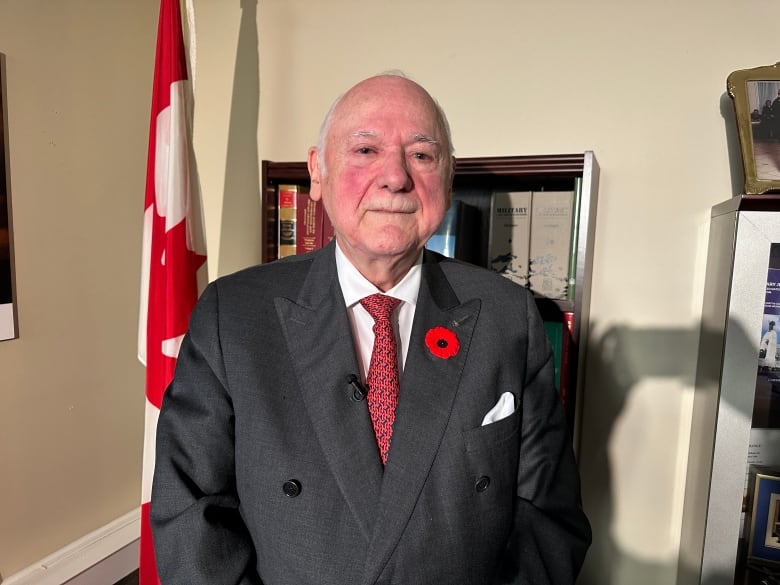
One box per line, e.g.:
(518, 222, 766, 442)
(481, 391, 516, 426)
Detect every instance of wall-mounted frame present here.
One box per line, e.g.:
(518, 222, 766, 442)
(747, 467, 780, 567)
(0, 53, 18, 341)
(727, 62, 780, 195)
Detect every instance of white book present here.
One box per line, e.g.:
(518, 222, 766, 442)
(529, 191, 575, 299)
(488, 191, 532, 287)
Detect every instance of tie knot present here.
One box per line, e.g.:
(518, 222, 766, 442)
(360, 294, 400, 321)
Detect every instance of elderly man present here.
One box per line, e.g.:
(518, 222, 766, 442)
(151, 72, 591, 584)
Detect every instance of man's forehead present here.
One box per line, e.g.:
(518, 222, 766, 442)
(346, 129, 441, 144)
(335, 81, 438, 118)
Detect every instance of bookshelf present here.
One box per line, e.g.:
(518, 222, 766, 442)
(261, 152, 600, 450)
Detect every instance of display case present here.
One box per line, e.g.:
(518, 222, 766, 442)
(679, 195, 780, 585)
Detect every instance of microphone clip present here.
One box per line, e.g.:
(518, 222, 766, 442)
(347, 374, 368, 402)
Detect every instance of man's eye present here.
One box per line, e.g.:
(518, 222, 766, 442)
(356, 147, 374, 155)
(412, 152, 432, 160)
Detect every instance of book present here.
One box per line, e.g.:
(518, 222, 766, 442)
(264, 184, 279, 263)
(487, 191, 532, 287)
(560, 311, 575, 414)
(427, 202, 459, 257)
(543, 320, 563, 393)
(296, 190, 322, 255)
(426, 200, 479, 262)
(277, 184, 300, 258)
(277, 184, 316, 258)
(529, 190, 575, 299)
(567, 178, 583, 301)
(543, 313, 575, 413)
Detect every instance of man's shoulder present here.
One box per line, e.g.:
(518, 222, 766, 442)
(210, 247, 330, 298)
(428, 252, 533, 301)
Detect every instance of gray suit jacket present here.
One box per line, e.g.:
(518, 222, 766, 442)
(151, 244, 591, 585)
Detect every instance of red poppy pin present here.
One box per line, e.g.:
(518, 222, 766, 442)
(425, 326, 460, 359)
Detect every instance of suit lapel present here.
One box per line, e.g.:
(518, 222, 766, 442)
(274, 246, 383, 541)
(363, 255, 482, 583)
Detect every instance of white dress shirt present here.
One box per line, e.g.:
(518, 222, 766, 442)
(334, 242, 421, 381)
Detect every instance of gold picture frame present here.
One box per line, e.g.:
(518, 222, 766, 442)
(727, 62, 780, 194)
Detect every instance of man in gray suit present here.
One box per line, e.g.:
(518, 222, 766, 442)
(151, 72, 591, 584)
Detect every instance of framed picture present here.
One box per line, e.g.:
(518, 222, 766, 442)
(0, 52, 17, 341)
(748, 466, 780, 566)
(727, 62, 780, 195)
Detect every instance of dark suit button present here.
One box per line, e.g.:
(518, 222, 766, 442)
(282, 479, 301, 498)
(475, 476, 490, 493)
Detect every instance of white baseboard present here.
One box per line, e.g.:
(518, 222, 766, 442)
(2, 509, 140, 585)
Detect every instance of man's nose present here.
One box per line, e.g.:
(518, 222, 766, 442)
(379, 152, 413, 193)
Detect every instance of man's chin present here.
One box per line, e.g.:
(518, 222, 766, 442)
(355, 240, 422, 263)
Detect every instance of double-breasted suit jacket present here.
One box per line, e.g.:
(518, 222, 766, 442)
(151, 243, 591, 584)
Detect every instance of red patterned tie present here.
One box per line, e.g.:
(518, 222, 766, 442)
(360, 294, 401, 465)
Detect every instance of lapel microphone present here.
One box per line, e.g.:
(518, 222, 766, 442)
(347, 374, 368, 402)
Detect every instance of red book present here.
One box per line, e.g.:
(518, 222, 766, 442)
(277, 184, 315, 258)
(559, 311, 575, 411)
(296, 193, 322, 255)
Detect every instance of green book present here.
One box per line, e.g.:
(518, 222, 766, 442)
(543, 320, 563, 392)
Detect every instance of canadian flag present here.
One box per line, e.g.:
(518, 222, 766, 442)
(137, 0, 206, 583)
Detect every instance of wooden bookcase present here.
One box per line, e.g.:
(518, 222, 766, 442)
(261, 152, 600, 450)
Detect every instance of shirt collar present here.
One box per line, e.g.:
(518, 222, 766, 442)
(335, 241, 421, 309)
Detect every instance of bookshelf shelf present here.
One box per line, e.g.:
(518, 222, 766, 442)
(261, 152, 600, 450)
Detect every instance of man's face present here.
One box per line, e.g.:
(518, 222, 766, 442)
(308, 76, 452, 274)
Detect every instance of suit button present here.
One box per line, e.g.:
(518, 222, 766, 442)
(475, 476, 490, 493)
(282, 479, 301, 498)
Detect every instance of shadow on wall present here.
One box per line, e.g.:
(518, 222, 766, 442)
(578, 89, 757, 585)
(578, 319, 758, 585)
(217, 0, 263, 277)
(722, 91, 746, 198)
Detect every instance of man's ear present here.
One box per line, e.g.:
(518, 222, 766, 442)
(308, 147, 322, 201)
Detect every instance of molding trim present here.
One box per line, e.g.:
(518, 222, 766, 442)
(3, 509, 140, 585)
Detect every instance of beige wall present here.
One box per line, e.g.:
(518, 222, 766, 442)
(1, 0, 778, 583)
(0, 0, 157, 579)
(197, 1, 779, 584)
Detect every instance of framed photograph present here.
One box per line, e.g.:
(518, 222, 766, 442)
(747, 466, 780, 566)
(0, 52, 17, 341)
(728, 62, 780, 195)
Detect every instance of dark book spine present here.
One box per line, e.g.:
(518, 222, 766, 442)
(295, 188, 320, 255)
(543, 320, 563, 394)
(264, 185, 279, 263)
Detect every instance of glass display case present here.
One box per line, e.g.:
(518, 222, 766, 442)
(679, 195, 780, 585)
